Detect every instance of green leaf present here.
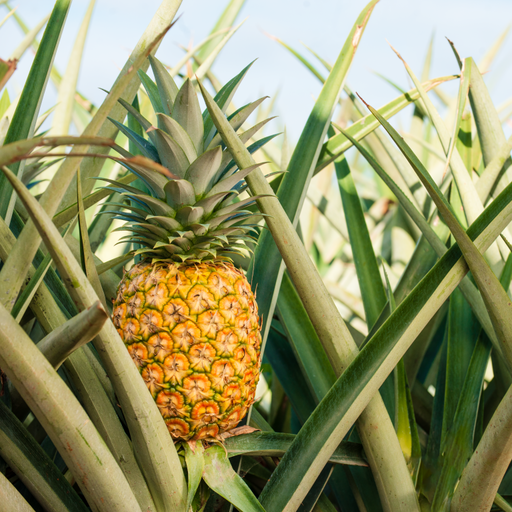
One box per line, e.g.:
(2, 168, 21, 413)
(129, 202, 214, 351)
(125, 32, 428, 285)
(340, 128, 498, 355)
(335, 153, 387, 328)
(315, 75, 458, 174)
(185, 442, 205, 512)
(77, 166, 107, 308)
(468, 57, 512, 198)
(363, 100, 512, 370)
(432, 331, 491, 511)
(448, 261, 512, 511)
(149, 127, 190, 178)
(476, 134, 512, 203)
(198, 8, 420, 504)
(50, 0, 95, 136)
(0, 400, 89, 512)
(297, 465, 334, 512)
(37, 301, 107, 369)
(276, 271, 336, 398)
(0, 88, 10, 118)
(173, 78, 204, 153)
(193, 20, 246, 84)
(203, 61, 255, 147)
(265, 325, 318, 425)
(0, 57, 17, 91)
(224, 432, 367, 467)
(1, 164, 188, 511)
(149, 55, 179, 114)
(0, 305, 141, 511)
(52, 173, 137, 228)
(11, 251, 53, 322)
(157, 113, 197, 162)
(8, 13, 50, 61)
(258, 165, 512, 512)
(393, 51, 507, 268)
(250, 0, 380, 341)
(0, 0, 72, 221)
(0, 470, 36, 512)
(184, 146, 222, 196)
(138, 68, 164, 113)
(109, 117, 160, 161)
(197, 0, 246, 61)
(269, 35, 325, 82)
(202, 445, 265, 512)
(0, 11, 177, 319)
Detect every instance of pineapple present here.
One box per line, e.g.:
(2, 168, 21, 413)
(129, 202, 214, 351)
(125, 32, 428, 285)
(110, 57, 267, 441)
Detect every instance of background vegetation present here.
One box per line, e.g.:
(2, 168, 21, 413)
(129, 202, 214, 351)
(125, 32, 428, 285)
(2, 1, 512, 511)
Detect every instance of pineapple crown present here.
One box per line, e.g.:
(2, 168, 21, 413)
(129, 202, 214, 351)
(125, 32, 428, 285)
(102, 56, 277, 263)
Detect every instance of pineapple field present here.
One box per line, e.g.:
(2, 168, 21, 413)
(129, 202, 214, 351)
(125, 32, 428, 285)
(2, 0, 512, 511)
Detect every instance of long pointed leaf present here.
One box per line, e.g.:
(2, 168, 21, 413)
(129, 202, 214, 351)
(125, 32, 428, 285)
(0, 306, 141, 511)
(0, 400, 89, 512)
(1, 166, 187, 510)
(0, 0, 72, 221)
(258, 153, 512, 512)
(202, 445, 265, 512)
(0, 4, 180, 320)
(363, 101, 512, 369)
(50, 0, 96, 136)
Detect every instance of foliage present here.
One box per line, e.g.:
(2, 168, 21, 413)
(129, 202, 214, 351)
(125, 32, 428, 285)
(1, 0, 512, 511)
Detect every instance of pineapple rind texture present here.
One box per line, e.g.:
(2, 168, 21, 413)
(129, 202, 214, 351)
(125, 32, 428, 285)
(113, 260, 262, 441)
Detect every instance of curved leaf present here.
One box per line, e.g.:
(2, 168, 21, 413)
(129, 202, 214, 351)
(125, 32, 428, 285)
(202, 445, 265, 512)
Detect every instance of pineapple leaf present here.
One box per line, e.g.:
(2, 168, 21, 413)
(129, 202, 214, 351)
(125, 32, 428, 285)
(124, 192, 176, 216)
(364, 99, 512, 367)
(149, 55, 179, 115)
(202, 445, 266, 512)
(173, 78, 204, 153)
(195, 190, 238, 215)
(0, 300, 142, 510)
(96, 253, 133, 275)
(157, 113, 198, 162)
(315, 75, 458, 174)
(146, 215, 182, 231)
(53, 174, 137, 227)
(117, 95, 154, 137)
(138, 68, 165, 114)
(206, 162, 264, 198)
(37, 301, 108, 369)
(0, 0, 72, 223)
(0, 400, 90, 512)
(257, 178, 512, 512)
(175, 205, 205, 225)
(108, 117, 160, 162)
(11, 251, 52, 323)
(335, 152, 386, 328)
(203, 60, 256, 147)
(164, 179, 196, 209)
(0, 164, 189, 508)
(220, 134, 279, 179)
(185, 145, 222, 196)
(77, 166, 107, 308)
(118, 160, 168, 199)
(148, 127, 190, 177)
(207, 96, 269, 150)
(184, 442, 205, 512)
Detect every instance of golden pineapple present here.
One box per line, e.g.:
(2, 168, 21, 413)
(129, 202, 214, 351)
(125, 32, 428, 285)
(109, 57, 267, 441)
(113, 261, 261, 440)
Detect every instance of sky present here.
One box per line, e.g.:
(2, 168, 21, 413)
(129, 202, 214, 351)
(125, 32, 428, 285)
(2, 0, 512, 141)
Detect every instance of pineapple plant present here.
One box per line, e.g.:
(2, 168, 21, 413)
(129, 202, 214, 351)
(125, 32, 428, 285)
(110, 56, 264, 441)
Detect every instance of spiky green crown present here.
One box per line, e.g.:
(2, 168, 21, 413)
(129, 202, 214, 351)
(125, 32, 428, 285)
(105, 56, 275, 262)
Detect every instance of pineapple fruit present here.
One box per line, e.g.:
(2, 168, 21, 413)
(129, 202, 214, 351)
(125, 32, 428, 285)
(110, 57, 266, 441)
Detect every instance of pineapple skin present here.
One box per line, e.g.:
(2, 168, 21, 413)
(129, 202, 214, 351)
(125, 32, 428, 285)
(113, 260, 262, 441)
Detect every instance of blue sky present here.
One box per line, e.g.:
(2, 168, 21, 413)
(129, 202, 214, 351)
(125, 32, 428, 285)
(3, 0, 512, 141)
